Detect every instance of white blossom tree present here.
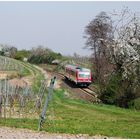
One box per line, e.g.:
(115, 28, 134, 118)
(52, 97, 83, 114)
(103, 9, 140, 107)
(109, 10, 140, 87)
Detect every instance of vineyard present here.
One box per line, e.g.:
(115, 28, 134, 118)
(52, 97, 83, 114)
(0, 56, 53, 126)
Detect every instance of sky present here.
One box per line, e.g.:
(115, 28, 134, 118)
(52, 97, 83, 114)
(0, 1, 140, 56)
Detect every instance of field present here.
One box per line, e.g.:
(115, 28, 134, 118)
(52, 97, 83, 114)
(0, 89, 140, 138)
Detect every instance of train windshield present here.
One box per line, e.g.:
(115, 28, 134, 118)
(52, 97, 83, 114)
(78, 73, 90, 78)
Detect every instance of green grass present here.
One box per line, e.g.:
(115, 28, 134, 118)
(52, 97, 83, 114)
(0, 89, 139, 138)
(0, 118, 38, 130)
(38, 64, 57, 72)
(18, 61, 45, 92)
(32, 71, 44, 93)
(44, 89, 140, 138)
(19, 67, 31, 77)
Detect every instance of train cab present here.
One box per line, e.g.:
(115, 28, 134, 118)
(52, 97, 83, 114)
(64, 64, 92, 87)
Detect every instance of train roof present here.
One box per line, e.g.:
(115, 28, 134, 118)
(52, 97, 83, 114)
(65, 64, 90, 72)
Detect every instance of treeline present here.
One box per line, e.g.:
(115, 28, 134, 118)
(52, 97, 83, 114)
(0, 45, 62, 64)
(85, 9, 140, 110)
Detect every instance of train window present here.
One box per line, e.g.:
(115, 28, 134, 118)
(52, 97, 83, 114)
(78, 73, 90, 78)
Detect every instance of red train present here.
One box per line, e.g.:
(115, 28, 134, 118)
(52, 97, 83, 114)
(64, 64, 92, 87)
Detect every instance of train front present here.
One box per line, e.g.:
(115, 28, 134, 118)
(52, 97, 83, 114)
(76, 68, 92, 87)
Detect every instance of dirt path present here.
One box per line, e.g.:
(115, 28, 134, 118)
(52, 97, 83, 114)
(0, 126, 109, 139)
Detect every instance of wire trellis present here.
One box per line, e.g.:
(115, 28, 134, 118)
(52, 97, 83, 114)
(0, 56, 23, 71)
(0, 55, 56, 130)
(0, 78, 48, 119)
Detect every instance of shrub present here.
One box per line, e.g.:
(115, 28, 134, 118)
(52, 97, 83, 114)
(100, 73, 121, 105)
(128, 98, 140, 110)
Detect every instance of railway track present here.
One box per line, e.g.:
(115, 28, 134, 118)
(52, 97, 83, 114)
(79, 87, 97, 98)
(56, 72, 65, 78)
(42, 70, 101, 103)
(53, 72, 100, 101)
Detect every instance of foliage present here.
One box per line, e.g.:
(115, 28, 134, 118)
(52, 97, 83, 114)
(100, 72, 139, 108)
(128, 98, 140, 110)
(14, 50, 31, 61)
(0, 44, 17, 58)
(28, 46, 62, 64)
(100, 73, 121, 105)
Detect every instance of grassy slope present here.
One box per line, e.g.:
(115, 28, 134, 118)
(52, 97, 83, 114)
(0, 89, 139, 138)
(20, 62, 44, 92)
(45, 89, 140, 138)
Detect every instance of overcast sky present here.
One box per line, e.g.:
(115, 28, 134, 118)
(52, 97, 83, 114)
(0, 1, 139, 56)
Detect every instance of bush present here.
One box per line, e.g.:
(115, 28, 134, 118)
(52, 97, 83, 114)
(14, 50, 30, 61)
(100, 73, 138, 108)
(101, 83, 139, 108)
(100, 73, 121, 105)
(28, 50, 62, 64)
(128, 98, 140, 110)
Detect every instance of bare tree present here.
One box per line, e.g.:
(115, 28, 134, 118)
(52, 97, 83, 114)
(28, 46, 49, 63)
(0, 44, 17, 58)
(85, 11, 114, 87)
